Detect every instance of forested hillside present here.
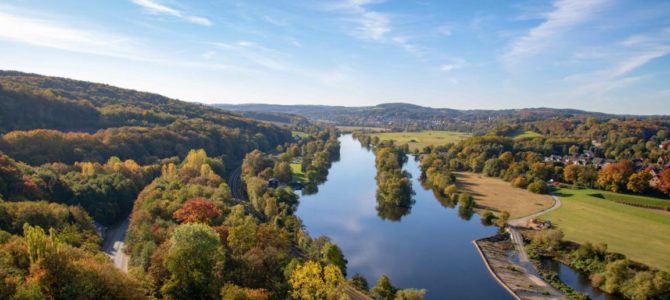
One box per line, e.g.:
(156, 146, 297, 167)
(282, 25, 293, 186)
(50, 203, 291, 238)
(215, 103, 627, 133)
(0, 71, 292, 165)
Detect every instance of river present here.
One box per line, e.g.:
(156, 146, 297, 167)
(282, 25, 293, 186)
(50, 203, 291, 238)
(296, 135, 513, 299)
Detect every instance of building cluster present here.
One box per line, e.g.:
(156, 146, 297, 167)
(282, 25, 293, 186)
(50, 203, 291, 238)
(545, 149, 670, 187)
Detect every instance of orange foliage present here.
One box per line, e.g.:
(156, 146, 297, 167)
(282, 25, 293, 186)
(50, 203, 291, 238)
(172, 198, 222, 225)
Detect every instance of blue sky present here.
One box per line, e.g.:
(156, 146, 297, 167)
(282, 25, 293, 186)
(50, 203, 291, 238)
(0, 0, 668, 114)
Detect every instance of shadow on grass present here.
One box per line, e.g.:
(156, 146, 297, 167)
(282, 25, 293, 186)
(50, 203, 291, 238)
(588, 193, 605, 199)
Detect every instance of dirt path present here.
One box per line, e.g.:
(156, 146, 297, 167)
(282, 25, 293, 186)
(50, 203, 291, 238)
(102, 217, 130, 273)
(508, 195, 562, 227)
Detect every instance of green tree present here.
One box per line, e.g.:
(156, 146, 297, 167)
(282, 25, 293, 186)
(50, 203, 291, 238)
(161, 223, 225, 299)
(395, 288, 426, 300)
(322, 242, 348, 276)
(371, 274, 397, 300)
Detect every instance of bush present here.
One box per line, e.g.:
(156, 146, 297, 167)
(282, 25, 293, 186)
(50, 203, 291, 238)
(527, 180, 548, 194)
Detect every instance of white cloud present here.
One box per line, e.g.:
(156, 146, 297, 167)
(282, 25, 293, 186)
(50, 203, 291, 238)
(504, 0, 608, 59)
(0, 11, 143, 60)
(440, 64, 461, 72)
(564, 28, 670, 98)
(358, 11, 391, 40)
(130, 0, 212, 26)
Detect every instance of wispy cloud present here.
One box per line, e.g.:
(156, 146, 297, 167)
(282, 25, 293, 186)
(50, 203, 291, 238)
(130, 0, 212, 26)
(504, 0, 608, 60)
(0, 10, 143, 60)
(564, 28, 670, 97)
(324, 0, 424, 56)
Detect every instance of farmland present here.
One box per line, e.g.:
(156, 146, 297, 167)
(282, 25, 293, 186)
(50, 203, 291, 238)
(371, 130, 471, 151)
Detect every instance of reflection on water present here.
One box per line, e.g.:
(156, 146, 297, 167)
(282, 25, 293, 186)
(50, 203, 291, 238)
(296, 135, 513, 299)
(538, 259, 623, 300)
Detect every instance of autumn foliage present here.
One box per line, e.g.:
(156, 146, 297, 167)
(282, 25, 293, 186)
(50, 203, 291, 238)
(173, 198, 222, 225)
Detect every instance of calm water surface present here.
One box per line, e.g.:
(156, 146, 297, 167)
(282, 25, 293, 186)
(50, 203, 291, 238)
(539, 260, 623, 300)
(296, 135, 513, 299)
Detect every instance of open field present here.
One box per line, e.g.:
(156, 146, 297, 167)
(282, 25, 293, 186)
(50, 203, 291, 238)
(290, 163, 305, 182)
(371, 130, 471, 151)
(544, 187, 670, 271)
(455, 172, 554, 218)
(598, 191, 670, 210)
(511, 130, 542, 139)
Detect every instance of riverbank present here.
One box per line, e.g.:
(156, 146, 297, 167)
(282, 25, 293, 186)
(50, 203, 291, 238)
(474, 234, 565, 300)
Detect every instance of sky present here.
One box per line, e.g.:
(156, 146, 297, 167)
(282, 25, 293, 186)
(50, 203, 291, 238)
(0, 0, 669, 114)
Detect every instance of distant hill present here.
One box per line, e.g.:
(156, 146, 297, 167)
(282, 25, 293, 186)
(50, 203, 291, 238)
(0, 71, 292, 165)
(214, 103, 616, 132)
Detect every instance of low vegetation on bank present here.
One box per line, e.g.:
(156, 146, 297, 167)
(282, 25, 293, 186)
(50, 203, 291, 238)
(544, 187, 670, 271)
(527, 229, 670, 300)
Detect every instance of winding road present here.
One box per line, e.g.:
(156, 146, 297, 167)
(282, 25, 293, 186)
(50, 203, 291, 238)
(102, 217, 130, 273)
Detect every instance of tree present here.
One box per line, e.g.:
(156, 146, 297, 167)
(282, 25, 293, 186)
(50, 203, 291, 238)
(659, 168, 670, 195)
(161, 223, 225, 299)
(289, 261, 346, 300)
(527, 180, 547, 194)
(626, 171, 651, 194)
(563, 164, 580, 185)
(395, 288, 427, 300)
(483, 158, 504, 177)
(173, 198, 223, 225)
(350, 273, 369, 292)
(274, 161, 292, 183)
(371, 274, 397, 300)
(322, 242, 348, 276)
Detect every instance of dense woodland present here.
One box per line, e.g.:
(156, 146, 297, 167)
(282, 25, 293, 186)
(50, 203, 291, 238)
(0, 71, 292, 165)
(0, 72, 381, 299)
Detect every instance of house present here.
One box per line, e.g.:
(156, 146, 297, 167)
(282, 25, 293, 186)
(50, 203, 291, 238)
(527, 218, 552, 230)
(592, 157, 605, 169)
(267, 178, 280, 188)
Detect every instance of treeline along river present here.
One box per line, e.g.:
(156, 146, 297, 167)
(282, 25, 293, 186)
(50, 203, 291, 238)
(296, 135, 513, 299)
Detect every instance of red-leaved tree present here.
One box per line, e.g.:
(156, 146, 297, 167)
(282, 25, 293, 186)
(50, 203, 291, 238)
(173, 198, 222, 225)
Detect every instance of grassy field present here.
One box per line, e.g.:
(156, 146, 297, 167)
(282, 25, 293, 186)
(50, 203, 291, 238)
(511, 130, 542, 139)
(371, 130, 471, 151)
(598, 192, 670, 209)
(290, 163, 305, 182)
(454, 172, 554, 218)
(544, 187, 670, 271)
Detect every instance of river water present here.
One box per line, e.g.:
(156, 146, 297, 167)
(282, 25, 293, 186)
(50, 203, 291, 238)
(296, 135, 513, 299)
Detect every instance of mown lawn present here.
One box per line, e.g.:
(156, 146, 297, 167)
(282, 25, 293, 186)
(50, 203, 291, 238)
(544, 187, 670, 271)
(371, 131, 471, 151)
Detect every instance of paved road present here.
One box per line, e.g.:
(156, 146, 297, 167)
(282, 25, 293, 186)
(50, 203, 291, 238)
(102, 217, 130, 273)
(508, 195, 562, 227)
